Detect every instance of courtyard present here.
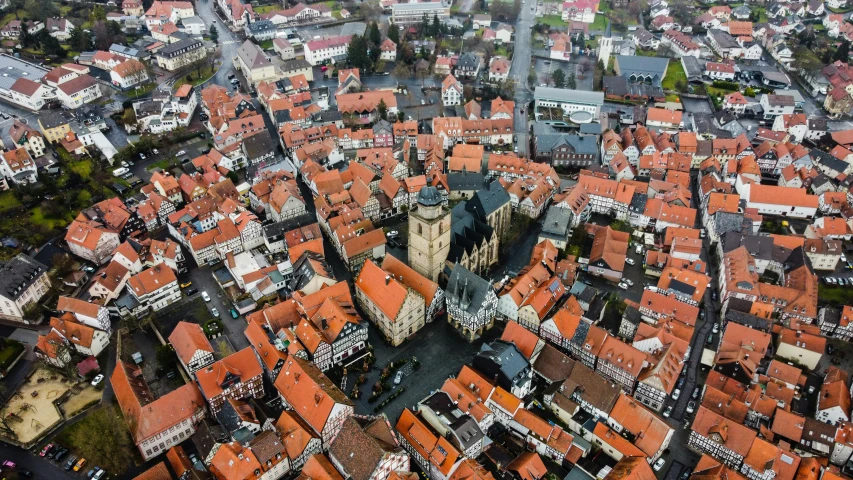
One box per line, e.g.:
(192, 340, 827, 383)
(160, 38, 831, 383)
(0, 368, 101, 446)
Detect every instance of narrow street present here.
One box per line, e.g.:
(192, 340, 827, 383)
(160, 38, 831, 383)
(510, 2, 536, 157)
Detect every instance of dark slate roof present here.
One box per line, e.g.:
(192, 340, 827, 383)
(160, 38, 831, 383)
(724, 308, 774, 333)
(456, 52, 480, 70)
(247, 20, 275, 33)
(820, 306, 841, 327)
(313, 110, 343, 124)
(419, 391, 485, 450)
(721, 232, 774, 261)
(812, 149, 849, 174)
(682, 56, 706, 80)
(466, 180, 510, 220)
(0, 253, 46, 301)
(784, 246, 814, 274)
(476, 340, 530, 381)
(622, 306, 641, 327)
(157, 38, 203, 58)
(540, 207, 571, 239)
(447, 264, 494, 316)
(536, 134, 599, 156)
(417, 185, 442, 206)
(614, 55, 669, 79)
(708, 29, 739, 48)
(628, 192, 648, 214)
(669, 279, 696, 297)
(713, 211, 746, 237)
(447, 171, 485, 192)
(603, 76, 665, 99)
(281, 58, 312, 72)
(241, 130, 276, 160)
(263, 213, 317, 239)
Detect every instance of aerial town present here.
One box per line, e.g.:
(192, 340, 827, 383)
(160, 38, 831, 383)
(6, 0, 853, 478)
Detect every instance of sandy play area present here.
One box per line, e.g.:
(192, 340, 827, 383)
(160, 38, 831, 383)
(1, 369, 73, 444)
(61, 386, 102, 417)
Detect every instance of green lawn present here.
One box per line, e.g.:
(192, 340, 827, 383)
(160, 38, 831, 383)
(253, 4, 279, 13)
(30, 206, 73, 230)
(259, 39, 274, 50)
(661, 59, 686, 91)
(0, 339, 24, 371)
(591, 13, 607, 31)
(0, 191, 21, 212)
(68, 159, 93, 179)
(538, 15, 567, 26)
(819, 284, 853, 306)
(128, 82, 157, 98)
(146, 158, 178, 171)
(173, 66, 215, 89)
(707, 86, 735, 107)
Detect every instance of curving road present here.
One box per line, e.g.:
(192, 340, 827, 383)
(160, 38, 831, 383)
(510, 2, 536, 157)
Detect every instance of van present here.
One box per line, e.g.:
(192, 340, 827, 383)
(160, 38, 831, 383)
(112, 167, 129, 177)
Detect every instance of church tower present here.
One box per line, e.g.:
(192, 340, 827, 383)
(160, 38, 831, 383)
(408, 186, 451, 282)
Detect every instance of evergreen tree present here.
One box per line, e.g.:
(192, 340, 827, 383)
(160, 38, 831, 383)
(835, 40, 851, 63)
(431, 14, 440, 36)
(552, 69, 566, 88)
(347, 35, 371, 71)
(369, 21, 381, 46)
(421, 13, 429, 34)
(377, 99, 388, 120)
(388, 24, 400, 44)
(209, 24, 219, 44)
(567, 72, 577, 89)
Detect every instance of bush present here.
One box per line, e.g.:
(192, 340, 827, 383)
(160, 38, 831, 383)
(711, 80, 740, 91)
(202, 319, 224, 336)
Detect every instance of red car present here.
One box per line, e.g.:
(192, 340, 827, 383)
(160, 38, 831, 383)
(321, 66, 328, 72)
(39, 443, 54, 457)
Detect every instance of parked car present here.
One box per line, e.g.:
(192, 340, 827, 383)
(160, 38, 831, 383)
(625, 258, 635, 266)
(663, 405, 673, 417)
(91, 374, 104, 386)
(39, 443, 54, 457)
(186, 287, 198, 296)
(386, 230, 399, 238)
(74, 458, 87, 471)
(686, 400, 696, 414)
(139, 153, 146, 160)
(2, 460, 16, 468)
(618, 282, 628, 290)
(671, 389, 680, 400)
(19, 470, 32, 477)
(120, 161, 129, 168)
(152, 149, 159, 155)
(712, 323, 719, 334)
(230, 308, 239, 319)
(692, 387, 700, 399)
(707, 334, 714, 345)
(64, 455, 78, 470)
(54, 448, 69, 461)
(653, 458, 666, 471)
(93, 469, 106, 480)
(623, 279, 633, 287)
(180, 281, 192, 288)
(394, 371, 403, 385)
(176, 150, 186, 156)
(87, 468, 98, 478)
(211, 308, 219, 318)
(202, 291, 211, 302)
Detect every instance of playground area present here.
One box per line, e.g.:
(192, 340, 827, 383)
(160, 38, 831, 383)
(0, 368, 99, 445)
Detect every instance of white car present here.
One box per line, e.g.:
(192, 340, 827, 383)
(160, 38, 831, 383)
(202, 291, 211, 302)
(671, 389, 680, 400)
(623, 279, 633, 286)
(120, 161, 129, 168)
(625, 258, 635, 266)
(663, 405, 673, 417)
(386, 230, 399, 238)
(686, 400, 696, 414)
(91, 374, 104, 386)
(176, 150, 186, 156)
(653, 459, 666, 472)
(618, 282, 628, 290)
(211, 308, 219, 318)
(152, 148, 159, 155)
(139, 153, 146, 160)
(712, 323, 719, 334)
(394, 371, 403, 385)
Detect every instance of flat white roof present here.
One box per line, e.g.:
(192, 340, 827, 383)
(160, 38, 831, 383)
(534, 87, 604, 106)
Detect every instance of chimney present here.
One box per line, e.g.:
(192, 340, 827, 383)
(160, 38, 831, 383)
(385, 275, 391, 285)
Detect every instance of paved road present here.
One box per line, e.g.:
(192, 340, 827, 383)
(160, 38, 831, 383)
(195, 0, 240, 92)
(511, 2, 536, 157)
(0, 443, 80, 479)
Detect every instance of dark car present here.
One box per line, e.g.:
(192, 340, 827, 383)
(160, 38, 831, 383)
(64, 455, 78, 470)
(53, 448, 69, 461)
(185, 287, 198, 296)
(19, 470, 33, 478)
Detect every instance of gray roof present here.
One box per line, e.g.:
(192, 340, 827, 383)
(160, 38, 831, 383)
(340, 22, 367, 37)
(540, 206, 570, 239)
(713, 211, 746, 237)
(157, 38, 203, 58)
(110, 44, 142, 57)
(733, 5, 751, 15)
(536, 133, 599, 156)
(456, 52, 480, 71)
(708, 29, 739, 49)
(467, 180, 510, 219)
(476, 340, 530, 381)
(615, 55, 669, 79)
(417, 186, 442, 206)
(247, 20, 276, 34)
(0, 54, 49, 91)
(180, 16, 205, 26)
(281, 58, 311, 73)
(0, 253, 46, 301)
(38, 110, 74, 129)
(447, 171, 485, 191)
(721, 232, 774, 261)
(237, 40, 272, 69)
(447, 264, 494, 315)
(241, 130, 276, 160)
(812, 149, 848, 174)
(681, 55, 706, 80)
(419, 391, 485, 450)
(534, 87, 603, 106)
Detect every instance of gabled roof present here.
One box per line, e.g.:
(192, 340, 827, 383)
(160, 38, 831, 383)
(168, 321, 213, 366)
